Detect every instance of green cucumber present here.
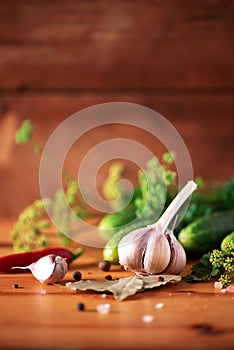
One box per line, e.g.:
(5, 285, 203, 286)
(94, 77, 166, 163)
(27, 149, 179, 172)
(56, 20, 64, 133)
(103, 216, 155, 264)
(178, 210, 234, 255)
(98, 208, 137, 241)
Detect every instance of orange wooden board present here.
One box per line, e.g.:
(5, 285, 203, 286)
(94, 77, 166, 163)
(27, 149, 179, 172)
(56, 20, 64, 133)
(0, 0, 233, 89)
(0, 219, 233, 350)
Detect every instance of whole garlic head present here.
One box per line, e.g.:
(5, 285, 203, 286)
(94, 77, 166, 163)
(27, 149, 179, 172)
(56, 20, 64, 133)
(118, 180, 197, 276)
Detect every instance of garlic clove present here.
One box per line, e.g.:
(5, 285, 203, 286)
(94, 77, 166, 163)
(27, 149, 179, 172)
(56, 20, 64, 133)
(163, 230, 186, 275)
(29, 255, 56, 283)
(44, 255, 68, 284)
(143, 231, 171, 274)
(118, 227, 152, 274)
(12, 254, 68, 284)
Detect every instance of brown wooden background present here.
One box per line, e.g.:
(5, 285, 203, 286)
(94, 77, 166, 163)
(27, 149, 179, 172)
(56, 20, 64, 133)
(0, 0, 233, 217)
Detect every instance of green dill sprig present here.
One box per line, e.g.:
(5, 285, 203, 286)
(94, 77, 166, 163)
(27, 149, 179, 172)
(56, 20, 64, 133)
(102, 162, 124, 202)
(209, 241, 234, 287)
(12, 120, 90, 251)
(10, 199, 51, 252)
(134, 152, 177, 218)
(15, 120, 34, 144)
(185, 241, 234, 287)
(15, 119, 43, 154)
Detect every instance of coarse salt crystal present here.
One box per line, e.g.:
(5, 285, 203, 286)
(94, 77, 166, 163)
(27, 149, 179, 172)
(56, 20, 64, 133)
(214, 281, 223, 289)
(155, 302, 164, 309)
(220, 288, 226, 293)
(226, 284, 234, 293)
(40, 289, 46, 295)
(101, 293, 107, 298)
(142, 314, 154, 323)
(96, 303, 111, 314)
(65, 282, 72, 287)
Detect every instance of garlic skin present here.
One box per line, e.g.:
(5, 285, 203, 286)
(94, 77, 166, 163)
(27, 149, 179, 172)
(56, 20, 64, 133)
(118, 180, 197, 276)
(163, 230, 186, 274)
(117, 227, 152, 274)
(12, 254, 68, 284)
(143, 230, 171, 274)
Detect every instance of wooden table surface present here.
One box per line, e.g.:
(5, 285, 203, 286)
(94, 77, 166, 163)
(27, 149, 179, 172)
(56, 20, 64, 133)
(0, 218, 233, 350)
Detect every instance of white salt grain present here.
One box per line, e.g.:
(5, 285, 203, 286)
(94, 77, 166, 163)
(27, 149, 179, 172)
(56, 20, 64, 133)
(214, 281, 223, 289)
(96, 303, 111, 314)
(40, 289, 46, 295)
(142, 314, 154, 323)
(101, 293, 107, 298)
(155, 302, 164, 309)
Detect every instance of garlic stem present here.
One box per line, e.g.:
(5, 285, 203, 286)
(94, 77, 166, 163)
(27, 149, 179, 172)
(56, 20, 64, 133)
(151, 180, 197, 230)
(12, 265, 31, 270)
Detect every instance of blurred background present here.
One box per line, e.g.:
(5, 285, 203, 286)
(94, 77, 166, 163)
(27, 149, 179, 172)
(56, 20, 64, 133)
(0, 0, 233, 217)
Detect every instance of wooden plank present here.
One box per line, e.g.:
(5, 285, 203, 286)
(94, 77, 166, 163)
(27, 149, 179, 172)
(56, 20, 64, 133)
(0, 92, 233, 217)
(0, 0, 233, 89)
(0, 219, 234, 350)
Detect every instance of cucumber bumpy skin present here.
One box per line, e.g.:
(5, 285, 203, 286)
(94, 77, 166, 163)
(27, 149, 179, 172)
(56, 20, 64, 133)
(103, 216, 156, 264)
(178, 210, 234, 255)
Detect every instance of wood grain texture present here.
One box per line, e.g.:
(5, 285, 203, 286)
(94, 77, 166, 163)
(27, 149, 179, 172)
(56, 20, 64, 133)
(0, 0, 233, 217)
(0, 0, 233, 89)
(0, 92, 233, 217)
(0, 219, 234, 350)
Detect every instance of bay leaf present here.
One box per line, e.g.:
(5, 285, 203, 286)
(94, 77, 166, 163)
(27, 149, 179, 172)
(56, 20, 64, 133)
(66, 274, 181, 301)
(67, 279, 117, 292)
(139, 274, 181, 290)
(109, 276, 144, 301)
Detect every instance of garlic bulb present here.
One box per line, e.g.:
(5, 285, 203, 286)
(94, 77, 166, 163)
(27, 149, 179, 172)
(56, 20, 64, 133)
(12, 254, 68, 284)
(118, 180, 197, 275)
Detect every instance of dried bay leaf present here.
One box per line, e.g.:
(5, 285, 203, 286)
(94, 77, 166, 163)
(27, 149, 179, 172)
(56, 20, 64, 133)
(109, 276, 144, 301)
(139, 274, 181, 290)
(68, 279, 117, 292)
(66, 274, 181, 301)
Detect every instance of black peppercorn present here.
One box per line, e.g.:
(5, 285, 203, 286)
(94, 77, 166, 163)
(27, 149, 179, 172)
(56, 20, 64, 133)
(77, 302, 85, 311)
(105, 274, 112, 280)
(73, 271, 82, 281)
(98, 260, 111, 272)
(12, 284, 19, 289)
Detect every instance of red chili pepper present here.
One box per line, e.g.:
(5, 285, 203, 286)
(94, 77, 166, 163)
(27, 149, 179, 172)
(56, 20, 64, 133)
(0, 247, 84, 273)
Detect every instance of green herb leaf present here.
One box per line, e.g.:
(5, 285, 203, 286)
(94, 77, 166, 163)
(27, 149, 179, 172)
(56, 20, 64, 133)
(162, 151, 176, 164)
(184, 253, 221, 283)
(135, 157, 165, 218)
(135, 154, 177, 219)
(185, 242, 234, 287)
(15, 120, 34, 144)
(102, 163, 124, 202)
(10, 199, 51, 252)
